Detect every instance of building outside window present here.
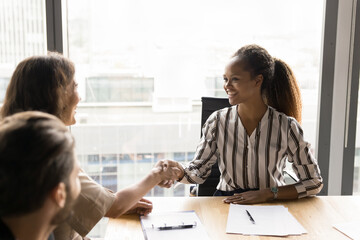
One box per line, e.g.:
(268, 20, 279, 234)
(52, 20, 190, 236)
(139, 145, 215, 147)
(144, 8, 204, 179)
(66, 0, 326, 200)
(85, 76, 154, 102)
(0, 0, 46, 101)
(6, 0, 359, 203)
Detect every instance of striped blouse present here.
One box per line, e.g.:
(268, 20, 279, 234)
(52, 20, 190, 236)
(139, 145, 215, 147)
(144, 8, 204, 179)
(180, 105, 323, 198)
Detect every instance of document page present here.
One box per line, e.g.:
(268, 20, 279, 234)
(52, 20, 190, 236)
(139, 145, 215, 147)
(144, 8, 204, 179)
(226, 204, 307, 236)
(333, 221, 360, 240)
(140, 210, 210, 240)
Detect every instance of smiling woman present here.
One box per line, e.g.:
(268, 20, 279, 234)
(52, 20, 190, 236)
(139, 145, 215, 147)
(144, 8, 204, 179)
(163, 44, 323, 204)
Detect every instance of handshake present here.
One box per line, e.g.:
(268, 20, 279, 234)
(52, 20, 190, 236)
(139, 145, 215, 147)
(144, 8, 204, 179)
(152, 159, 185, 188)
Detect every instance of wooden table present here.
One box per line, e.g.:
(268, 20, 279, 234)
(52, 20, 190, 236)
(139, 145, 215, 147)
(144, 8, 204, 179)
(104, 196, 360, 239)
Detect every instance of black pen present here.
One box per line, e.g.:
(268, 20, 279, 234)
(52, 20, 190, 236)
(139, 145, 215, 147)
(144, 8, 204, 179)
(158, 224, 196, 231)
(246, 210, 256, 224)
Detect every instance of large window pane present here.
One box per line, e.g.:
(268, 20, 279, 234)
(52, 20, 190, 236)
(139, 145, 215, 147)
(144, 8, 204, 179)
(67, 0, 324, 198)
(0, 0, 47, 102)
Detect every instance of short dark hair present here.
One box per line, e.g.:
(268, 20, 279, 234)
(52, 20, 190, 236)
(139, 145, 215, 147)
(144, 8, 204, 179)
(0, 52, 75, 121)
(0, 111, 75, 217)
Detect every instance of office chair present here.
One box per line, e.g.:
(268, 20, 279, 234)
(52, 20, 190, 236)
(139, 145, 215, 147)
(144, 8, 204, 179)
(197, 97, 231, 196)
(196, 97, 297, 196)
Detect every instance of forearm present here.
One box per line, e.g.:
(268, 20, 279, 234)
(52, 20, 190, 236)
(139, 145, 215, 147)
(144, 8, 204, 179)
(224, 184, 301, 204)
(105, 171, 160, 218)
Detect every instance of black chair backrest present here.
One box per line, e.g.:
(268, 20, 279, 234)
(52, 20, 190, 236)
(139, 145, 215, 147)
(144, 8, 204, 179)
(197, 97, 231, 196)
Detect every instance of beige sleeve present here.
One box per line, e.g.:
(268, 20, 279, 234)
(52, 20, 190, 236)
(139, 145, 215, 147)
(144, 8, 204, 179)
(54, 169, 116, 239)
(53, 223, 83, 240)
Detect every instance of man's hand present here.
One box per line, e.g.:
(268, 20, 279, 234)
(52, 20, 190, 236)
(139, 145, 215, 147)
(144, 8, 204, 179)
(124, 198, 153, 215)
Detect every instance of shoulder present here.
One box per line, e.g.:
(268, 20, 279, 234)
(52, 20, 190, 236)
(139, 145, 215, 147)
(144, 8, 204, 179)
(269, 106, 303, 135)
(268, 106, 303, 133)
(206, 105, 236, 124)
(269, 106, 298, 124)
(216, 105, 237, 119)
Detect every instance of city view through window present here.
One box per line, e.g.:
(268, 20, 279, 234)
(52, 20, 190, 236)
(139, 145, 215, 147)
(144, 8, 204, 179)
(3, 0, 360, 201)
(66, 0, 325, 197)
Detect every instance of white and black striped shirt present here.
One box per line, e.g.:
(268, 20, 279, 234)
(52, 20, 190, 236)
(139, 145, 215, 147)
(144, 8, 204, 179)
(180, 105, 323, 198)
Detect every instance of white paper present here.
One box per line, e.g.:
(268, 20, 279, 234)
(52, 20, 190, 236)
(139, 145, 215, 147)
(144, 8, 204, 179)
(140, 211, 210, 240)
(226, 204, 307, 236)
(333, 221, 360, 240)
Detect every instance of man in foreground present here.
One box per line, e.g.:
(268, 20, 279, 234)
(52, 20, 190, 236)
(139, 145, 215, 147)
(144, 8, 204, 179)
(0, 112, 81, 240)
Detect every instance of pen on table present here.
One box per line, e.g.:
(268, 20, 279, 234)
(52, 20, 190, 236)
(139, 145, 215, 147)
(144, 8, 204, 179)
(157, 224, 196, 231)
(246, 210, 256, 224)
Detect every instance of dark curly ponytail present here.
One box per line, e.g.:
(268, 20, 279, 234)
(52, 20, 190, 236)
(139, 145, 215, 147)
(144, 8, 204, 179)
(233, 44, 302, 123)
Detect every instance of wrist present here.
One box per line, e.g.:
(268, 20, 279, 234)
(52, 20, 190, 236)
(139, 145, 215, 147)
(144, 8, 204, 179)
(175, 163, 185, 181)
(264, 189, 273, 201)
(177, 170, 185, 181)
(150, 167, 162, 183)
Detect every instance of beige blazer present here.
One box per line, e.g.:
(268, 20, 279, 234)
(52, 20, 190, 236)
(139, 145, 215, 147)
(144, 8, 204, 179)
(54, 169, 116, 240)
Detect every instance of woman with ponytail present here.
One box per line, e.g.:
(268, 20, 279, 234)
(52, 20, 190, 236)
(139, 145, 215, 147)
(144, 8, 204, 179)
(162, 44, 323, 204)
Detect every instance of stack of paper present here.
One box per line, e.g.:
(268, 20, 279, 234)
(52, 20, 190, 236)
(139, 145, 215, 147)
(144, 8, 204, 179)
(226, 204, 307, 236)
(140, 211, 210, 240)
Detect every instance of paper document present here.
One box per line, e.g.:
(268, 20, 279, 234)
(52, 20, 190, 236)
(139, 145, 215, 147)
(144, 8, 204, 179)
(140, 211, 210, 240)
(226, 204, 307, 236)
(333, 221, 360, 240)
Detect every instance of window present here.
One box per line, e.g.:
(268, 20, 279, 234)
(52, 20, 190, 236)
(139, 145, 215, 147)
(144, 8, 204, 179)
(354, 148, 360, 194)
(66, 0, 324, 198)
(0, 78, 8, 102)
(0, 1, 333, 239)
(85, 76, 154, 102)
(0, 0, 47, 102)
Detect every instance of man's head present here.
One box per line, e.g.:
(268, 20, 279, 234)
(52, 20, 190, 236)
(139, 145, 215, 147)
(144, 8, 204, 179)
(0, 111, 81, 223)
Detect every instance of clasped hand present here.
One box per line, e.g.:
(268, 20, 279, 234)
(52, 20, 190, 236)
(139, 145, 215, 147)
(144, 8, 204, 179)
(153, 159, 184, 188)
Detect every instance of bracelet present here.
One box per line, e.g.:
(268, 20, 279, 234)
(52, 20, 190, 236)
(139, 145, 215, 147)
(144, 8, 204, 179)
(271, 187, 278, 200)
